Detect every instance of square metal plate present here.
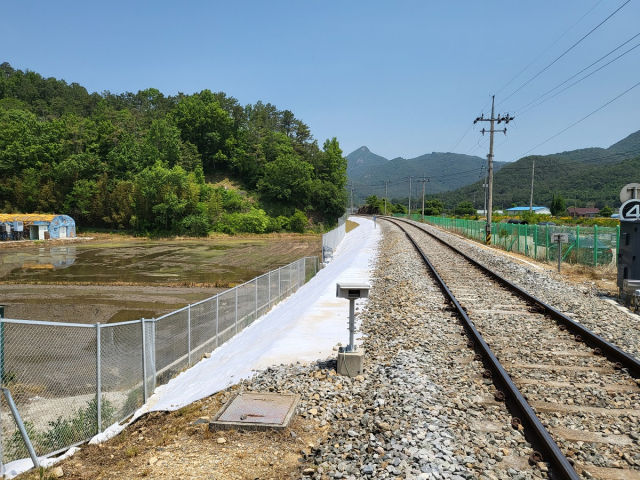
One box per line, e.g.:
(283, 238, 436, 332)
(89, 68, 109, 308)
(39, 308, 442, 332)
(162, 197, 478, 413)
(209, 392, 300, 431)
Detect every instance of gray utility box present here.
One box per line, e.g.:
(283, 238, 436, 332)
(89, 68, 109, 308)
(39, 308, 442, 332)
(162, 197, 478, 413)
(336, 283, 370, 300)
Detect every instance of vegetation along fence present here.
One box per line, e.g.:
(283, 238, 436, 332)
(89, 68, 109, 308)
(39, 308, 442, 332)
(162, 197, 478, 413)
(0, 256, 319, 464)
(395, 214, 619, 268)
(322, 212, 349, 263)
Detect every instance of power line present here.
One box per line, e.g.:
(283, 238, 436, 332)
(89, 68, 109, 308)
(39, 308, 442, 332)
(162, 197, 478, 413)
(497, 0, 630, 107)
(449, 123, 476, 153)
(515, 33, 640, 116)
(494, 0, 604, 97)
(448, 97, 494, 153)
(422, 147, 640, 182)
(511, 80, 640, 161)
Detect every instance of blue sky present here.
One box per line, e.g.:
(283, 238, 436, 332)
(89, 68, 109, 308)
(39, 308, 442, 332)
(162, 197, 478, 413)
(1, 1, 639, 163)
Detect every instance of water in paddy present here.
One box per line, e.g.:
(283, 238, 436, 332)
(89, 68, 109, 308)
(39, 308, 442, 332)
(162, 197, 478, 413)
(0, 241, 264, 285)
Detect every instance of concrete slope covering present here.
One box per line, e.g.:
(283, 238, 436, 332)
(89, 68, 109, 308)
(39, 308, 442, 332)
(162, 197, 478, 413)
(139, 216, 380, 414)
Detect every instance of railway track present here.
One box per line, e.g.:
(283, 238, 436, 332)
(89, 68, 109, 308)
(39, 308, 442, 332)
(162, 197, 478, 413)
(383, 217, 640, 480)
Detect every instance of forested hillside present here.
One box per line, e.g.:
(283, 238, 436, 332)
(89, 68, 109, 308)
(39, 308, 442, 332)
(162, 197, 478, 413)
(430, 130, 640, 210)
(0, 63, 347, 234)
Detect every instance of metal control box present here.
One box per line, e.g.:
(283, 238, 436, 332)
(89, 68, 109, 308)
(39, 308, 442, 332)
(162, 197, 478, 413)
(618, 222, 640, 293)
(336, 283, 370, 299)
(618, 185, 640, 306)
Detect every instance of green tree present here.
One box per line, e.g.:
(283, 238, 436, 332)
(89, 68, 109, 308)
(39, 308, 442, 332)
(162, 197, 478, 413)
(392, 203, 407, 214)
(171, 90, 235, 170)
(550, 194, 566, 216)
(64, 179, 97, 224)
(257, 153, 313, 207)
(599, 205, 613, 217)
(424, 199, 444, 216)
(317, 137, 347, 187)
(288, 209, 308, 233)
(454, 201, 475, 216)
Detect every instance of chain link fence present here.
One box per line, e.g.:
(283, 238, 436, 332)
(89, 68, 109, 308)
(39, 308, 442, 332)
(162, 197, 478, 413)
(322, 212, 349, 264)
(0, 256, 319, 464)
(397, 214, 619, 268)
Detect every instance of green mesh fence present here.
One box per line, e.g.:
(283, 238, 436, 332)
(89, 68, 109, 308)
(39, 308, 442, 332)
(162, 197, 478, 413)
(393, 214, 619, 267)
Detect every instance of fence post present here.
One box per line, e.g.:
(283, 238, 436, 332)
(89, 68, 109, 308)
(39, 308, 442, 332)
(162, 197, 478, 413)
(576, 225, 580, 264)
(151, 320, 156, 393)
(255, 280, 258, 320)
(0, 305, 5, 385)
(546, 225, 549, 262)
(235, 287, 238, 335)
(279, 267, 281, 299)
(96, 322, 101, 434)
(268, 271, 271, 308)
(215, 295, 219, 348)
(534, 225, 538, 260)
(303, 257, 306, 284)
(141, 318, 147, 403)
(594, 225, 598, 266)
(187, 304, 191, 367)
(1, 388, 39, 469)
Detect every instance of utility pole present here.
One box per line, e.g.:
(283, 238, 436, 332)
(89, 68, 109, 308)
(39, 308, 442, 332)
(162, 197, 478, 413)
(529, 159, 535, 212)
(474, 96, 514, 244)
(384, 180, 389, 216)
(417, 177, 428, 222)
(408, 176, 412, 218)
(482, 165, 488, 218)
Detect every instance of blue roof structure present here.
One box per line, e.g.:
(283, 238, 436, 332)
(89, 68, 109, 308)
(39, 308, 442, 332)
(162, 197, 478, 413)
(506, 206, 547, 211)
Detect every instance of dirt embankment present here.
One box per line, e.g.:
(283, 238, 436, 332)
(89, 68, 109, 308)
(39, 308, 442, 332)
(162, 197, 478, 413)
(17, 385, 321, 480)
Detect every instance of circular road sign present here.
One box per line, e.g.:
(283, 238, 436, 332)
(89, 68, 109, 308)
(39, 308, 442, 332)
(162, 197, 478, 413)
(620, 183, 640, 203)
(620, 199, 640, 221)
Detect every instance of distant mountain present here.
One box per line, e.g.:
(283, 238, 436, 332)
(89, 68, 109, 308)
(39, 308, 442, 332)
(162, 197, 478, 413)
(542, 130, 640, 165)
(346, 147, 506, 203)
(346, 146, 389, 178)
(432, 129, 640, 209)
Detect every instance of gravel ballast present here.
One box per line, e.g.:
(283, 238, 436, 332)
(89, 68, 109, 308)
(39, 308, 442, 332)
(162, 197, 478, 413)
(409, 220, 640, 360)
(237, 221, 542, 479)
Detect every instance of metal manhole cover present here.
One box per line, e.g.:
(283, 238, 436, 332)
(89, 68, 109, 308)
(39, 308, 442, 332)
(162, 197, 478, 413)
(209, 393, 300, 431)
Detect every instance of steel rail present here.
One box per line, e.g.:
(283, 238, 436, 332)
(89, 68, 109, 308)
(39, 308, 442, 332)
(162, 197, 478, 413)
(395, 217, 640, 379)
(383, 218, 580, 480)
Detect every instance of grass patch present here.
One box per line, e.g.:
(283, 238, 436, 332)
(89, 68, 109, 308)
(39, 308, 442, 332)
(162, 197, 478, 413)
(4, 397, 115, 462)
(345, 220, 359, 233)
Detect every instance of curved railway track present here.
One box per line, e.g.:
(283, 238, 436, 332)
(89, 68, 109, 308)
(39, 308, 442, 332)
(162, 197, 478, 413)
(383, 217, 640, 480)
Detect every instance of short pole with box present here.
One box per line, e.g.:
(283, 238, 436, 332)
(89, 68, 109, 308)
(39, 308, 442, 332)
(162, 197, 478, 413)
(335, 283, 370, 377)
(551, 233, 569, 273)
